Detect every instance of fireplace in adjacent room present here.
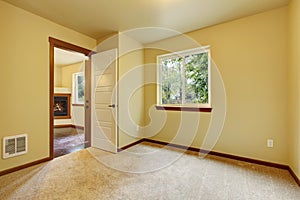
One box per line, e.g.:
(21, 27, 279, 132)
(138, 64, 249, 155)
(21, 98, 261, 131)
(54, 94, 71, 119)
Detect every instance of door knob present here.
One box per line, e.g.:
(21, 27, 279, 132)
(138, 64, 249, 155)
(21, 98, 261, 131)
(108, 104, 116, 108)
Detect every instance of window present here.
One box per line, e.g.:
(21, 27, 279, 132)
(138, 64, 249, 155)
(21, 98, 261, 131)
(157, 46, 211, 111)
(73, 72, 85, 104)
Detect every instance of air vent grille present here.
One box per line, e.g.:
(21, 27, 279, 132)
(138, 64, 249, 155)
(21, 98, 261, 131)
(16, 137, 26, 153)
(3, 134, 27, 159)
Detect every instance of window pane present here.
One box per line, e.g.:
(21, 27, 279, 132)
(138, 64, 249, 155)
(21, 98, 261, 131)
(161, 57, 183, 104)
(185, 52, 209, 104)
(77, 75, 84, 103)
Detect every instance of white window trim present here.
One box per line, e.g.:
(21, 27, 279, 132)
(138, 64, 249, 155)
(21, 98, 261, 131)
(157, 46, 211, 108)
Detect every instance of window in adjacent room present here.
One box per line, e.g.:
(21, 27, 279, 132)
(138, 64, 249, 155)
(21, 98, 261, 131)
(157, 46, 211, 110)
(73, 72, 85, 104)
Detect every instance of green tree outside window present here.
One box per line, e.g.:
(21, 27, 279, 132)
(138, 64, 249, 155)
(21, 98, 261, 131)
(158, 47, 210, 106)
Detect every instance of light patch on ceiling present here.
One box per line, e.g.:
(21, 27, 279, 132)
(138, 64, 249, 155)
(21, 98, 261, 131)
(121, 27, 182, 45)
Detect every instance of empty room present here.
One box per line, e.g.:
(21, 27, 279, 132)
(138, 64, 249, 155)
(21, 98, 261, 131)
(0, 0, 300, 199)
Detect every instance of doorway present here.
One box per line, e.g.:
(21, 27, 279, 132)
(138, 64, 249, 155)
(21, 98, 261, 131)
(49, 37, 93, 159)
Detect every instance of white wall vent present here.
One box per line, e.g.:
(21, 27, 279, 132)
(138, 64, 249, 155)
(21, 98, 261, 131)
(3, 134, 27, 159)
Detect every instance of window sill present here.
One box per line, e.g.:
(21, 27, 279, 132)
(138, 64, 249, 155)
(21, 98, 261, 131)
(155, 105, 212, 112)
(72, 104, 84, 107)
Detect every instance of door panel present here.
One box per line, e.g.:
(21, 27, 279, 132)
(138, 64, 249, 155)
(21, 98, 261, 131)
(95, 91, 112, 104)
(98, 74, 113, 86)
(91, 49, 118, 153)
(96, 109, 112, 122)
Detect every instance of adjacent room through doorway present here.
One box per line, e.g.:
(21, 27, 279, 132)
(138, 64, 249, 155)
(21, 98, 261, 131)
(53, 47, 87, 158)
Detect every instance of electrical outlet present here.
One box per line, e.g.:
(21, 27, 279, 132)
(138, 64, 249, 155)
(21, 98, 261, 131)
(267, 139, 273, 148)
(136, 125, 140, 132)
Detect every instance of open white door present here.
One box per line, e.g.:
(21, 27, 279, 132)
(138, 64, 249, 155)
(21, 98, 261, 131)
(91, 49, 118, 153)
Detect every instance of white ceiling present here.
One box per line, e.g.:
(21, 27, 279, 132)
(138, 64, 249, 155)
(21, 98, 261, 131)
(54, 48, 86, 67)
(3, 0, 290, 44)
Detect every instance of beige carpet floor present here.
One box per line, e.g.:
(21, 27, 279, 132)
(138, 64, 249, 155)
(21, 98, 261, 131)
(0, 142, 299, 200)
